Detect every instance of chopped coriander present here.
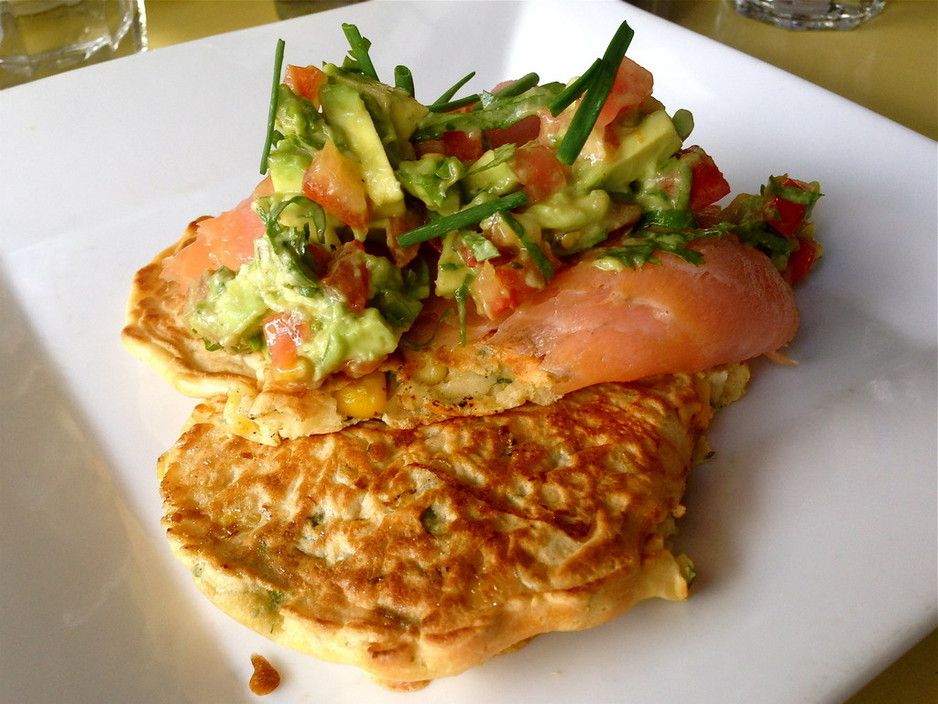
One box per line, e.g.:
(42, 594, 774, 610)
(460, 230, 500, 262)
(401, 308, 453, 350)
(595, 225, 729, 269)
(501, 212, 554, 282)
(454, 274, 472, 346)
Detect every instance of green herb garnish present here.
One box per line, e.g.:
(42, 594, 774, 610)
(556, 20, 635, 165)
(259, 38, 286, 175)
(597, 225, 729, 269)
(400, 308, 453, 350)
(501, 212, 554, 282)
(397, 192, 528, 247)
(672, 108, 695, 141)
(429, 71, 477, 111)
(482, 72, 540, 104)
(549, 58, 601, 116)
(394, 64, 415, 95)
(453, 274, 472, 346)
(341, 24, 379, 80)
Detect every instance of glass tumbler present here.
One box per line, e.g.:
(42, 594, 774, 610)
(734, 0, 886, 30)
(0, 0, 147, 88)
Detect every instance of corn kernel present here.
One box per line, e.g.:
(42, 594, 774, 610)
(335, 372, 388, 418)
(271, 357, 313, 384)
(412, 360, 448, 386)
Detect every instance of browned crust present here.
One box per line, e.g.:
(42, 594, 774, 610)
(159, 372, 731, 686)
(120, 222, 265, 399)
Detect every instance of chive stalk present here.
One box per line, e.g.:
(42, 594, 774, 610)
(259, 38, 286, 175)
(341, 23, 379, 81)
(430, 71, 477, 110)
(549, 58, 601, 116)
(556, 20, 635, 165)
(397, 192, 528, 247)
(430, 94, 481, 113)
(394, 65, 415, 96)
(489, 72, 540, 100)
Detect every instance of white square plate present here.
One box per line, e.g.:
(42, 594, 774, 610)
(1, 1, 935, 702)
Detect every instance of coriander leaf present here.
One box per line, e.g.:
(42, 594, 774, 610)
(501, 212, 554, 282)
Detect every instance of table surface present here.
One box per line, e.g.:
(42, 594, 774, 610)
(87, 0, 938, 701)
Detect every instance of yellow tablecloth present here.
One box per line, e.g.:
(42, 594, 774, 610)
(142, 1, 936, 701)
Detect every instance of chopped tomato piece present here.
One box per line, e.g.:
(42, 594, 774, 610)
(680, 146, 731, 211)
(302, 141, 370, 231)
(510, 142, 567, 202)
(263, 311, 310, 374)
(386, 211, 424, 267)
(766, 178, 809, 238)
(321, 240, 370, 312)
(284, 64, 327, 106)
(470, 260, 537, 320)
(595, 57, 654, 132)
(485, 114, 541, 149)
(783, 236, 820, 286)
(440, 130, 484, 162)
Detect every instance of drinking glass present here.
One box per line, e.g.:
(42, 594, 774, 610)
(734, 0, 886, 30)
(0, 0, 147, 88)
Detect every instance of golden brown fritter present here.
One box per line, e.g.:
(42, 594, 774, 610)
(121, 224, 387, 442)
(158, 369, 747, 688)
(121, 228, 563, 443)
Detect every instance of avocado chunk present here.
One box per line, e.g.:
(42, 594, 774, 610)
(267, 137, 313, 194)
(184, 267, 268, 349)
(574, 109, 683, 191)
(320, 81, 406, 218)
(464, 147, 519, 198)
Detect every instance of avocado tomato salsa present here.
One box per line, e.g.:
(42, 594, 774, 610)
(176, 21, 821, 387)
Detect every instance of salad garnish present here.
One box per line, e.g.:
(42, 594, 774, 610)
(165, 19, 821, 388)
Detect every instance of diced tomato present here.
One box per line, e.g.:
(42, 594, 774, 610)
(302, 141, 371, 231)
(783, 236, 819, 286)
(680, 146, 732, 211)
(485, 114, 541, 149)
(595, 57, 654, 132)
(386, 211, 424, 267)
(440, 130, 484, 162)
(284, 64, 327, 106)
(470, 261, 532, 321)
(510, 142, 568, 202)
(263, 311, 310, 373)
(321, 240, 370, 312)
(766, 178, 809, 238)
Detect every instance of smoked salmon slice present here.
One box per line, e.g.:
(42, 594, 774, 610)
(484, 235, 799, 393)
(161, 178, 273, 286)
